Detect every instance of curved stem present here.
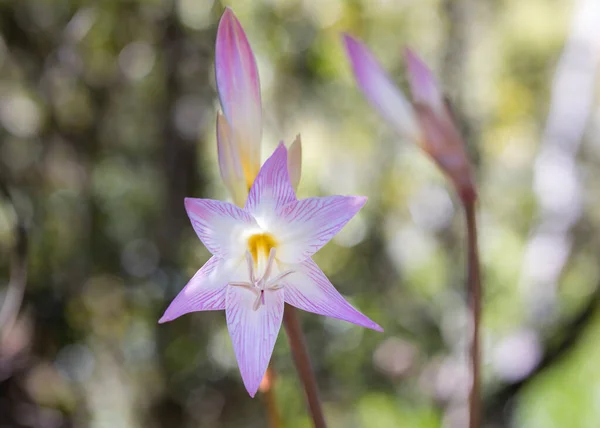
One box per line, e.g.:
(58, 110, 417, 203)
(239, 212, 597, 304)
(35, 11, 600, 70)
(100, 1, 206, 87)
(465, 198, 481, 428)
(283, 305, 327, 428)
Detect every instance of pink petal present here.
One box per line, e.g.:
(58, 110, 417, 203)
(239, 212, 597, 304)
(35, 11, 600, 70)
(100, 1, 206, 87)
(287, 134, 302, 192)
(185, 198, 257, 258)
(403, 49, 477, 202)
(274, 195, 367, 263)
(403, 48, 444, 114)
(342, 34, 421, 142)
(159, 256, 229, 323)
(226, 285, 284, 397)
(217, 112, 249, 207)
(215, 7, 262, 180)
(283, 258, 382, 331)
(244, 143, 296, 222)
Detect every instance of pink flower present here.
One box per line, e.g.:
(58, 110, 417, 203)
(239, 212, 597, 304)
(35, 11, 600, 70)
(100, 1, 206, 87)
(343, 35, 476, 202)
(216, 8, 301, 206)
(159, 144, 382, 397)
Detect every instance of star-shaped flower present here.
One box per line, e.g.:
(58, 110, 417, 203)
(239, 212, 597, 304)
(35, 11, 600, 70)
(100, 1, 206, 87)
(160, 144, 382, 397)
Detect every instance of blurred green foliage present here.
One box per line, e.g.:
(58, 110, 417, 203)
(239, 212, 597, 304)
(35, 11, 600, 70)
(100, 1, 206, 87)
(0, 0, 599, 427)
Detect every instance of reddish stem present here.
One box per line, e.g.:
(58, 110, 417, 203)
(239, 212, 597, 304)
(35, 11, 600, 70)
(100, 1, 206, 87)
(260, 366, 282, 428)
(464, 198, 482, 428)
(283, 305, 327, 428)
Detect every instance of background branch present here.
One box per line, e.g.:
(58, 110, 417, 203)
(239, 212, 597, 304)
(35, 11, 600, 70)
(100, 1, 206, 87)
(0, 170, 29, 337)
(484, 283, 600, 425)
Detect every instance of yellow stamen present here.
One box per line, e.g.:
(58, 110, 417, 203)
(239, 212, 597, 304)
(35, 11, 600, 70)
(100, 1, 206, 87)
(247, 233, 277, 266)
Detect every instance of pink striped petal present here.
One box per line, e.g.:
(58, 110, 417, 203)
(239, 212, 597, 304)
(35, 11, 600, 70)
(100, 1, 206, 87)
(342, 34, 421, 142)
(274, 195, 367, 263)
(217, 112, 249, 207)
(287, 134, 302, 192)
(244, 144, 296, 223)
(215, 8, 262, 182)
(283, 258, 382, 331)
(185, 198, 257, 258)
(159, 257, 230, 323)
(226, 285, 284, 397)
(404, 48, 445, 114)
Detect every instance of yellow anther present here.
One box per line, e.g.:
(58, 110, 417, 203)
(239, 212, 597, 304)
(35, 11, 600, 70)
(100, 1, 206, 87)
(247, 233, 277, 266)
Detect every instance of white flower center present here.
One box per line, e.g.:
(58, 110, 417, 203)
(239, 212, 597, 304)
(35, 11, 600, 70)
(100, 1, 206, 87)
(229, 247, 294, 311)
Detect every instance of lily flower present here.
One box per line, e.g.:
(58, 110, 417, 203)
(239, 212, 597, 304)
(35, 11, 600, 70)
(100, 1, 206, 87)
(215, 8, 302, 206)
(159, 144, 382, 397)
(342, 35, 476, 203)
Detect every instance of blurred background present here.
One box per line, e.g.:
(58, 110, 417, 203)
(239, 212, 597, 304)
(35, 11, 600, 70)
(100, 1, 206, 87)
(1, 0, 599, 427)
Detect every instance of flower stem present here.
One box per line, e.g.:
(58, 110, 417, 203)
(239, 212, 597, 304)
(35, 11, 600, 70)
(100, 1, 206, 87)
(283, 305, 327, 428)
(464, 198, 481, 428)
(260, 366, 282, 428)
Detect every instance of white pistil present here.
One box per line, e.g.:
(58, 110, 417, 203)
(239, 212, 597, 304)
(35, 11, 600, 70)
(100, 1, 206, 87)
(245, 251, 255, 283)
(229, 248, 294, 311)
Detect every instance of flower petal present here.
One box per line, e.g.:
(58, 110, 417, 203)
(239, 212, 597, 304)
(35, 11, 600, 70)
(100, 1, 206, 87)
(287, 134, 302, 192)
(274, 195, 367, 263)
(342, 34, 421, 142)
(215, 8, 262, 186)
(217, 112, 249, 207)
(403, 49, 477, 202)
(185, 198, 257, 258)
(226, 285, 284, 397)
(159, 256, 231, 323)
(245, 143, 296, 223)
(282, 258, 382, 331)
(403, 48, 444, 114)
